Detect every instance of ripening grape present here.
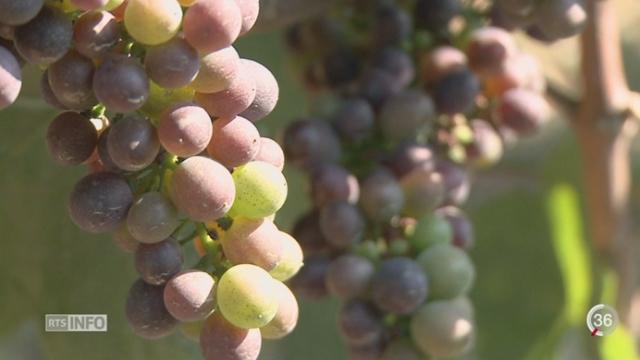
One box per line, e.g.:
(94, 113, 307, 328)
(358, 68, 400, 109)
(127, 192, 180, 244)
(414, 0, 462, 32)
(436, 206, 474, 250)
(46, 112, 98, 165)
(410, 299, 475, 358)
(0, 0, 44, 26)
(239, 59, 279, 122)
(158, 103, 213, 157)
(283, 118, 342, 168)
(311, 164, 359, 207)
(135, 239, 183, 285)
(14, 6, 72, 65)
(466, 27, 516, 76)
(373, 5, 412, 47)
(96, 128, 120, 172)
(141, 81, 194, 122)
(124, 0, 182, 45)
(144, 38, 200, 89)
(125, 279, 177, 339)
(436, 160, 470, 206)
(371, 257, 428, 315)
(113, 223, 139, 253)
(359, 168, 404, 222)
(260, 281, 299, 340)
(269, 231, 304, 282)
(107, 114, 160, 171)
(420, 46, 467, 87)
(321, 47, 362, 88)
(103, 0, 124, 10)
(433, 69, 480, 115)
(385, 142, 435, 178)
(71, 0, 108, 11)
(400, 167, 445, 217)
(180, 319, 205, 342)
(235, 0, 259, 35)
(379, 90, 436, 142)
(417, 243, 475, 299)
(371, 48, 415, 93)
(200, 312, 262, 360)
(535, 0, 587, 40)
(497, 88, 551, 136)
(319, 202, 364, 249)
(191, 46, 240, 94)
(325, 254, 374, 300)
(207, 116, 260, 169)
(332, 98, 375, 143)
(220, 217, 283, 272)
(40, 70, 65, 110)
(289, 255, 330, 300)
(380, 339, 424, 360)
(69, 172, 132, 233)
(408, 213, 453, 252)
(195, 68, 256, 119)
(465, 119, 504, 168)
(217, 264, 279, 329)
(47, 50, 97, 110)
(0, 46, 22, 109)
(183, 0, 242, 53)
(171, 156, 236, 221)
(338, 300, 384, 346)
(254, 137, 285, 171)
(292, 211, 331, 257)
(73, 11, 119, 60)
(230, 161, 287, 219)
(163, 270, 216, 322)
(93, 55, 149, 112)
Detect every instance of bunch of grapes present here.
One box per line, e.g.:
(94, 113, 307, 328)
(0, 0, 303, 359)
(283, 0, 583, 358)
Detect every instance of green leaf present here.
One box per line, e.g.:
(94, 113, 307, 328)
(600, 325, 639, 360)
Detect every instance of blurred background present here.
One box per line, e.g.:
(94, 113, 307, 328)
(2, 1, 640, 359)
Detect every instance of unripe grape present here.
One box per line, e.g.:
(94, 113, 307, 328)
(269, 231, 304, 281)
(466, 26, 517, 76)
(465, 119, 504, 168)
(230, 161, 287, 219)
(220, 217, 283, 272)
(379, 90, 436, 142)
(200, 312, 262, 360)
(254, 137, 285, 171)
(107, 114, 159, 171)
(14, 6, 72, 65)
(436, 160, 470, 206)
(311, 164, 359, 207)
(0, 0, 44, 26)
(319, 202, 364, 249)
(127, 192, 180, 244)
(325, 255, 374, 300)
(104, 0, 124, 10)
(338, 300, 384, 346)
(217, 264, 279, 329)
(371, 257, 428, 315)
(163, 270, 216, 322)
(0, 46, 22, 109)
(135, 239, 183, 285)
(124, 0, 182, 45)
(73, 11, 119, 59)
(141, 81, 194, 121)
(191, 46, 240, 94)
(260, 281, 298, 339)
(359, 168, 404, 222)
(195, 69, 256, 118)
(235, 0, 259, 35)
(421, 46, 467, 87)
(158, 103, 213, 157)
(207, 116, 260, 169)
(435, 206, 474, 250)
(239, 59, 279, 122)
(496, 88, 551, 136)
(400, 167, 446, 218)
(180, 319, 205, 342)
(125, 279, 177, 340)
(409, 213, 453, 252)
(183, 0, 242, 53)
(46, 112, 98, 166)
(113, 223, 139, 253)
(417, 243, 475, 299)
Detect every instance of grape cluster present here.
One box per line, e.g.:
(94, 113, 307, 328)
(0, 0, 302, 359)
(283, 0, 576, 359)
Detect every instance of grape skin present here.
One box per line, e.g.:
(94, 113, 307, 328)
(385, 142, 435, 178)
(371, 257, 428, 315)
(400, 167, 446, 218)
(380, 339, 425, 360)
(319, 202, 364, 249)
(310, 164, 360, 207)
(269, 231, 304, 282)
(220, 217, 284, 272)
(409, 213, 453, 252)
(47, 50, 97, 110)
(144, 37, 200, 89)
(93, 55, 149, 112)
(260, 281, 299, 340)
(420, 46, 467, 87)
(40, 70, 65, 109)
(73, 11, 119, 59)
(158, 103, 213, 157)
(332, 98, 375, 144)
(435, 206, 474, 251)
(338, 300, 384, 346)
(283, 118, 342, 169)
(183, 0, 242, 54)
(124, 0, 182, 46)
(433, 69, 480, 115)
(107, 114, 160, 171)
(191, 46, 240, 94)
(195, 68, 256, 119)
(465, 119, 504, 168)
(14, 6, 72, 65)
(378, 90, 436, 142)
(0, 46, 22, 109)
(289, 255, 330, 300)
(207, 116, 260, 169)
(200, 312, 262, 360)
(127, 191, 180, 244)
(68, 172, 133, 233)
(113, 223, 140, 253)
(96, 128, 120, 172)
(125, 279, 177, 340)
(230, 161, 287, 219)
(466, 26, 516, 76)
(0, 0, 44, 26)
(163, 270, 216, 322)
(417, 243, 475, 299)
(239, 59, 279, 122)
(325, 255, 374, 300)
(134, 239, 183, 285)
(292, 211, 331, 257)
(372, 48, 415, 91)
(46, 111, 98, 165)
(497, 88, 551, 136)
(254, 137, 285, 171)
(359, 168, 404, 222)
(71, 0, 108, 11)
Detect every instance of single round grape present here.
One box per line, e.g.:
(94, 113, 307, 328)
(289, 256, 330, 300)
(283, 118, 342, 169)
(195, 69, 256, 118)
(358, 68, 401, 109)
(414, 0, 462, 32)
(180, 319, 205, 342)
(254, 137, 284, 171)
(371, 257, 428, 315)
(409, 213, 453, 252)
(220, 217, 283, 272)
(311, 164, 359, 207)
(385, 142, 435, 178)
(71, 0, 108, 11)
(410, 299, 475, 358)
(436, 206, 474, 251)
(200, 312, 262, 360)
(96, 128, 120, 172)
(379, 90, 436, 142)
(433, 69, 480, 115)
(338, 300, 384, 346)
(235, 0, 259, 35)
(239, 59, 279, 122)
(359, 168, 404, 222)
(144, 37, 200, 89)
(163, 270, 216, 322)
(319, 202, 364, 249)
(124, 0, 181, 45)
(135, 239, 183, 285)
(292, 211, 331, 257)
(69, 172, 132, 233)
(40, 70, 66, 110)
(217, 264, 279, 329)
(207, 116, 260, 169)
(269, 231, 304, 282)
(534, 0, 587, 40)
(417, 243, 475, 299)
(465, 119, 504, 168)
(183, 0, 242, 53)
(127, 192, 180, 244)
(158, 103, 212, 157)
(0, 46, 22, 109)
(230, 161, 287, 219)
(93, 55, 149, 112)
(380, 339, 424, 360)
(260, 281, 298, 340)
(466, 26, 516, 76)
(420, 46, 467, 87)
(372, 48, 415, 90)
(191, 46, 240, 94)
(0, 0, 44, 26)
(497, 88, 551, 136)
(140, 81, 194, 121)
(126, 279, 177, 339)
(400, 167, 445, 217)
(113, 223, 139, 253)
(373, 4, 412, 47)
(332, 98, 375, 143)
(326, 255, 374, 300)
(321, 47, 362, 88)
(171, 156, 236, 221)
(484, 52, 545, 96)
(14, 6, 72, 65)
(46, 111, 98, 165)
(436, 160, 470, 206)
(107, 114, 159, 171)
(47, 50, 96, 110)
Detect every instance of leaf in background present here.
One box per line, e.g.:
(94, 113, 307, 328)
(600, 325, 639, 360)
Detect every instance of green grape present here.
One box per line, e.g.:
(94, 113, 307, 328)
(417, 243, 475, 299)
(408, 213, 452, 252)
(140, 81, 195, 124)
(269, 232, 304, 282)
(230, 161, 288, 219)
(260, 281, 299, 340)
(217, 264, 279, 329)
(124, 0, 182, 45)
(103, 0, 124, 10)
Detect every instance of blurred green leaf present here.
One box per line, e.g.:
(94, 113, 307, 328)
(600, 325, 639, 360)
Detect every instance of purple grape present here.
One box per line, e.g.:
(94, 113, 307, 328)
(73, 11, 120, 59)
(47, 50, 97, 110)
(14, 6, 72, 65)
(325, 254, 374, 300)
(135, 239, 183, 285)
(310, 164, 359, 207)
(289, 256, 330, 300)
(0, 0, 44, 26)
(125, 279, 177, 340)
(107, 114, 159, 171)
(332, 98, 375, 143)
(319, 202, 365, 249)
(0, 45, 22, 109)
(283, 118, 342, 169)
(46, 111, 98, 165)
(338, 300, 384, 345)
(93, 55, 149, 112)
(371, 257, 428, 315)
